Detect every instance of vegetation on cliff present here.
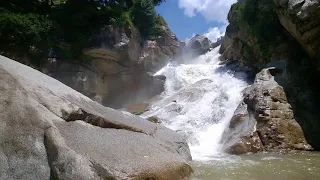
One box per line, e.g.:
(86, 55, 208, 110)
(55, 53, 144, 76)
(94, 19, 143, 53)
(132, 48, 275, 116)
(231, 0, 283, 60)
(222, 0, 320, 150)
(0, 0, 167, 66)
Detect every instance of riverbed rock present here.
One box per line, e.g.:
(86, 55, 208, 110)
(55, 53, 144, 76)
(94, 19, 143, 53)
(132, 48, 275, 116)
(147, 116, 161, 124)
(0, 56, 192, 179)
(221, 67, 312, 154)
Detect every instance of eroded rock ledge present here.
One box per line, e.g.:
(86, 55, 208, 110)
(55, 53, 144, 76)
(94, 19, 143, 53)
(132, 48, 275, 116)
(0, 56, 192, 180)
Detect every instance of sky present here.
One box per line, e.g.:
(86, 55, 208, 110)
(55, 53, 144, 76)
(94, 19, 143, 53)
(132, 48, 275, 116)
(155, 0, 237, 42)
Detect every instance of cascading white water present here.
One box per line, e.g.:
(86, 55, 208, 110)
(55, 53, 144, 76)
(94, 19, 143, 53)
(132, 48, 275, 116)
(142, 47, 248, 161)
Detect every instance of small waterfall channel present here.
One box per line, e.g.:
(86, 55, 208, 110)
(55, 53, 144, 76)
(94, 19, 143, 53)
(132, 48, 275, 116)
(141, 47, 320, 180)
(142, 47, 248, 160)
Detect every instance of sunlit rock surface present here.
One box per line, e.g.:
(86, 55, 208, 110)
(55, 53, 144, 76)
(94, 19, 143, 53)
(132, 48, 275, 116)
(221, 67, 312, 154)
(0, 56, 192, 180)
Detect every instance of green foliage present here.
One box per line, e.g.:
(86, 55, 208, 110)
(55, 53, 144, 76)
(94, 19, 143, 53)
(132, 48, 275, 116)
(49, 0, 105, 57)
(153, 0, 166, 6)
(0, 11, 52, 50)
(132, 0, 156, 38)
(132, 0, 168, 38)
(150, 14, 167, 36)
(0, 0, 51, 14)
(0, 0, 168, 64)
(232, 0, 283, 60)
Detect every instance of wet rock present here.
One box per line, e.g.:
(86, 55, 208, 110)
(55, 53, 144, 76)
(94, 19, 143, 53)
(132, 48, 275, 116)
(221, 67, 311, 154)
(227, 132, 263, 155)
(154, 75, 167, 81)
(0, 56, 192, 179)
(147, 116, 161, 123)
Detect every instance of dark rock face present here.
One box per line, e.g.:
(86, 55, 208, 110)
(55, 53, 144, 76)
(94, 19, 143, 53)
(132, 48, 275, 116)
(266, 60, 320, 150)
(273, 0, 320, 66)
(221, 67, 312, 154)
(0, 56, 192, 179)
(42, 24, 180, 109)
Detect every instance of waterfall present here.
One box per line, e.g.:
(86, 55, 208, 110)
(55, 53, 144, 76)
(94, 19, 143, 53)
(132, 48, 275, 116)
(142, 47, 248, 161)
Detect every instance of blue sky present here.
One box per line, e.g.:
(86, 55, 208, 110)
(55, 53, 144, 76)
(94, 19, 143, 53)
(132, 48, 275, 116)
(155, 0, 237, 42)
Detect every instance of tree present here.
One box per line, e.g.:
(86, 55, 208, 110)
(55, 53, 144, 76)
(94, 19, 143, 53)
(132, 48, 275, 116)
(0, 0, 52, 14)
(131, 0, 156, 38)
(153, 0, 165, 6)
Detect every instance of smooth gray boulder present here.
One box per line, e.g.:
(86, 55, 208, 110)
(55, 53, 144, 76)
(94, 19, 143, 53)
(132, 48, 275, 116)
(186, 35, 211, 55)
(0, 56, 192, 180)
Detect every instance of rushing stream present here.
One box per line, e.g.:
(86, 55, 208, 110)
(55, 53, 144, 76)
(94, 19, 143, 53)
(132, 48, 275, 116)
(142, 47, 320, 179)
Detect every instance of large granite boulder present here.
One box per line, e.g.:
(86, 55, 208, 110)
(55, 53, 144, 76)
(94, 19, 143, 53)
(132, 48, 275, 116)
(221, 66, 312, 154)
(0, 56, 192, 180)
(186, 35, 211, 55)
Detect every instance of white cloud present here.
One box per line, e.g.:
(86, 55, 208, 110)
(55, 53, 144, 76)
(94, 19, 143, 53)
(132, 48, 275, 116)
(204, 26, 225, 42)
(178, 0, 237, 23)
(185, 33, 196, 42)
(185, 25, 225, 43)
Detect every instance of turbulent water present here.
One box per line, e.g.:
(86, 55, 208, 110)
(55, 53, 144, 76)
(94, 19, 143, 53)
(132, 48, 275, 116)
(142, 47, 248, 160)
(142, 47, 320, 180)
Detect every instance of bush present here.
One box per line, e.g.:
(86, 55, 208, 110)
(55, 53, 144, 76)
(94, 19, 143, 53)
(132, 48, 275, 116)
(0, 0, 168, 65)
(0, 11, 52, 49)
(131, 0, 156, 38)
(150, 14, 167, 36)
(233, 0, 283, 59)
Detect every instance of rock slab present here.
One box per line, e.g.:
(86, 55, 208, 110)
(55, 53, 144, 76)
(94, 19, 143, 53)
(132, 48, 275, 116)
(0, 56, 192, 180)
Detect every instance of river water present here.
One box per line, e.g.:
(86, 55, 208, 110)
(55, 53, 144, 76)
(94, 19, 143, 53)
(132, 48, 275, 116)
(142, 47, 320, 179)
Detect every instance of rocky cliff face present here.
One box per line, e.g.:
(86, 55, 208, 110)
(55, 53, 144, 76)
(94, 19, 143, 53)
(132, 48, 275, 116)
(220, 0, 319, 71)
(220, 0, 320, 152)
(0, 56, 192, 179)
(221, 66, 312, 154)
(42, 24, 181, 109)
(274, 0, 320, 65)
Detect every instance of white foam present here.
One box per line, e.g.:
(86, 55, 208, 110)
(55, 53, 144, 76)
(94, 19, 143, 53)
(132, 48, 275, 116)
(143, 47, 248, 161)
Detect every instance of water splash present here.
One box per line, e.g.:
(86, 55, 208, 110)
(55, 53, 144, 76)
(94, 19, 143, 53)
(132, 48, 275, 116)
(143, 47, 248, 161)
